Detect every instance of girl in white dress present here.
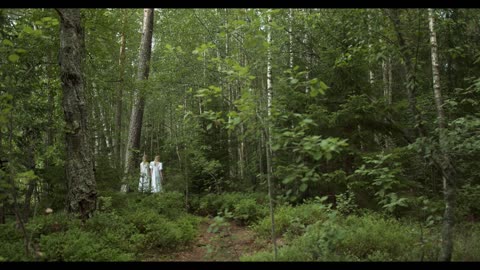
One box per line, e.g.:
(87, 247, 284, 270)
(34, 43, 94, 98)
(150, 155, 163, 193)
(138, 155, 151, 192)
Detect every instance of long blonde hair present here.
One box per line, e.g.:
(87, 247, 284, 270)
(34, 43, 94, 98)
(154, 155, 160, 163)
(142, 155, 148, 164)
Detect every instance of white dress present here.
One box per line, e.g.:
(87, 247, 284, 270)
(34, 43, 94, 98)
(138, 162, 150, 192)
(150, 161, 163, 193)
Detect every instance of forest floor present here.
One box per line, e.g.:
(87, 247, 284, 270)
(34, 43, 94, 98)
(142, 216, 271, 261)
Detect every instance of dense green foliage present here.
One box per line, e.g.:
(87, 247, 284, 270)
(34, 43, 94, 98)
(242, 206, 480, 261)
(1, 192, 200, 261)
(1, 8, 480, 261)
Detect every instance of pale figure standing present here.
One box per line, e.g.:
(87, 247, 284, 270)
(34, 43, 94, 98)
(150, 155, 164, 193)
(138, 155, 151, 192)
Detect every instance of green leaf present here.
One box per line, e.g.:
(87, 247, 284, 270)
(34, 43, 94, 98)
(2, 39, 13, 47)
(271, 144, 281, 151)
(319, 81, 329, 91)
(23, 25, 34, 34)
(15, 49, 27, 54)
(8, 54, 19, 62)
(206, 123, 212, 130)
(299, 183, 308, 192)
(313, 152, 322, 160)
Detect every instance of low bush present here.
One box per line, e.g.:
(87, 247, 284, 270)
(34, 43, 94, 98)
(138, 191, 186, 219)
(233, 197, 268, 225)
(192, 192, 269, 224)
(26, 212, 82, 239)
(252, 201, 329, 241)
(243, 211, 447, 261)
(0, 223, 28, 261)
(39, 227, 134, 261)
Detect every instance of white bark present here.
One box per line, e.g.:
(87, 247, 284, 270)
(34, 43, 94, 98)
(265, 9, 277, 260)
(289, 8, 293, 69)
(429, 8, 455, 262)
(303, 9, 309, 93)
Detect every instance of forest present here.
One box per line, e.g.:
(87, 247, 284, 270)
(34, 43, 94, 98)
(1, 8, 480, 262)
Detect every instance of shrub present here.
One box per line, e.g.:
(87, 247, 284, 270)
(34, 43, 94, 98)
(241, 214, 347, 261)
(245, 211, 444, 261)
(141, 214, 199, 251)
(252, 202, 329, 241)
(196, 193, 224, 216)
(26, 212, 82, 239)
(138, 191, 186, 219)
(39, 228, 135, 261)
(453, 223, 480, 261)
(0, 222, 24, 242)
(191, 192, 271, 225)
(97, 196, 113, 212)
(0, 234, 28, 261)
(233, 198, 268, 225)
(84, 212, 140, 254)
(187, 194, 201, 213)
(175, 214, 202, 245)
(335, 213, 421, 260)
(122, 207, 200, 252)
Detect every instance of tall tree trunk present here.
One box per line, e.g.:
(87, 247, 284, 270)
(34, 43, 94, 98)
(429, 8, 456, 262)
(303, 9, 310, 94)
(0, 202, 5, 224)
(114, 13, 127, 170)
(387, 9, 426, 138)
(368, 11, 375, 85)
(265, 9, 278, 260)
(288, 8, 294, 69)
(382, 57, 394, 149)
(0, 109, 4, 224)
(56, 8, 97, 221)
(46, 85, 55, 168)
(93, 88, 108, 157)
(124, 8, 154, 179)
(22, 129, 37, 222)
(224, 9, 235, 181)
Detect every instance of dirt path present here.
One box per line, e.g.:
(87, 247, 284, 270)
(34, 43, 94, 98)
(143, 216, 268, 261)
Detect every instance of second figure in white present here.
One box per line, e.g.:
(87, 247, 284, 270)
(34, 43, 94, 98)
(150, 155, 163, 193)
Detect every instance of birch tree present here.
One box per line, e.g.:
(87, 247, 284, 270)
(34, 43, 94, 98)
(124, 8, 154, 180)
(428, 8, 456, 262)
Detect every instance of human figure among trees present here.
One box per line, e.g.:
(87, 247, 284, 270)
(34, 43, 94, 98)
(150, 155, 164, 193)
(138, 154, 150, 193)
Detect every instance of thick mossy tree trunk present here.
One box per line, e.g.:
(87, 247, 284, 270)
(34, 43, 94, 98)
(124, 8, 154, 181)
(57, 8, 97, 221)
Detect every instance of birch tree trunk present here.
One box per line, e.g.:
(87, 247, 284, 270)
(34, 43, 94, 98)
(368, 11, 375, 85)
(56, 8, 97, 221)
(124, 8, 154, 179)
(114, 12, 127, 169)
(428, 8, 456, 262)
(303, 9, 310, 94)
(265, 9, 278, 260)
(289, 8, 294, 69)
